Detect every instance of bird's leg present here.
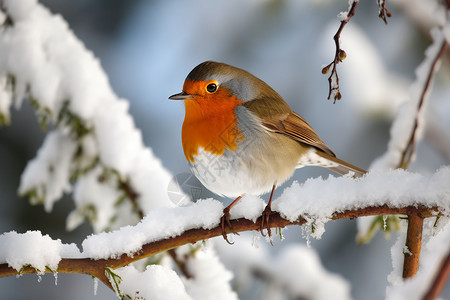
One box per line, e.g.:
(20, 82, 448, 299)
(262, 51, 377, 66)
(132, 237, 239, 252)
(260, 184, 276, 241)
(221, 195, 242, 244)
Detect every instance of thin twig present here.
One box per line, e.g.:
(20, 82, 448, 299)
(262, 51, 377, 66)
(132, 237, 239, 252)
(423, 251, 450, 300)
(322, 0, 359, 103)
(397, 40, 448, 169)
(167, 249, 192, 279)
(377, 0, 392, 24)
(118, 178, 144, 220)
(0, 204, 443, 293)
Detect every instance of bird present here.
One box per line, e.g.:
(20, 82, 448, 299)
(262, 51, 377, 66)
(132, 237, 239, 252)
(169, 61, 366, 243)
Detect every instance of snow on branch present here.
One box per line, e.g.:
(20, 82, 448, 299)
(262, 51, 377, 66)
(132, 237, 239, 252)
(0, 168, 448, 293)
(0, 0, 173, 232)
(372, 28, 448, 171)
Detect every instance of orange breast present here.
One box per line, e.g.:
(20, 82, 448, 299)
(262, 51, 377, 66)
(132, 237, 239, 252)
(182, 92, 243, 162)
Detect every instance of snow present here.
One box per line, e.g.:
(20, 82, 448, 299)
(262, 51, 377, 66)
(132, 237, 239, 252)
(444, 19, 450, 44)
(0, 231, 80, 274)
(268, 245, 351, 299)
(274, 167, 449, 227)
(2, 167, 449, 273)
(68, 166, 125, 233)
(215, 235, 351, 300)
(1, 1, 450, 299)
(229, 194, 265, 223)
(371, 27, 445, 171)
(81, 199, 223, 259)
(337, 0, 358, 21)
(0, 0, 173, 232)
(180, 245, 238, 300)
(18, 130, 77, 212)
(114, 265, 191, 300)
(338, 12, 348, 22)
(0, 76, 13, 124)
(386, 218, 450, 299)
(80, 167, 449, 259)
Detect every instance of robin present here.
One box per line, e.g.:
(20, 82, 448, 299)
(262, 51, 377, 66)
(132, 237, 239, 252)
(169, 61, 366, 243)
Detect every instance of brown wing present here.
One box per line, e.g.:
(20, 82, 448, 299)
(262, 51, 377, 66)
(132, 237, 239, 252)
(262, 112, 336, 157)
(243, 94, 335, 157)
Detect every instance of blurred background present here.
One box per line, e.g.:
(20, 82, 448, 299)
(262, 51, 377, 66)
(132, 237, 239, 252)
(1, 0, 449, 299)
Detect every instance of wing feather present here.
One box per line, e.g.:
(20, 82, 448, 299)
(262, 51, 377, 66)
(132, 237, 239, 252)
(243, 97, 335, 157)
(262, 112, 335, 157)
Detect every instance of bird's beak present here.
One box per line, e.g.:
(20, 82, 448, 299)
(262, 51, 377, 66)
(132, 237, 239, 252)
(168, 91, 193, 100)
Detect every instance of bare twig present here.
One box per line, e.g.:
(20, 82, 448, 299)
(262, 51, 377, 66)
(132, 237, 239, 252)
(0, 204, 443, 293)
(167, 249, 192, 279)
(377, 0, 392, 24)
(322, 0, 359, 103)
(397, 40, 448, 169)
(402, 211, 424, 278)
(423, 251, 450, 300)
(117, 177, 144, 220)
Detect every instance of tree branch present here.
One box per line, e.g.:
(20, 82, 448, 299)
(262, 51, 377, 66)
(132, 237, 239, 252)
(0, 204, 442, 292)
(377, 0, 392, 25)
(403, 211, 424, 278)
(397, 39, 448, 169)
(322, 0, 359, 103)
(423, 251, 450, 300)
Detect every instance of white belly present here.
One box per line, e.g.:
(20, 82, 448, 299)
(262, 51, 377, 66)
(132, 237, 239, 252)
(187, 106, 303, 198)
(189, 146, 276, 198)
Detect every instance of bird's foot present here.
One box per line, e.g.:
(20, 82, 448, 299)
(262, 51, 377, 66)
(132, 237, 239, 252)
(221, 207, 238, 245)
(260, 204, 273, 245)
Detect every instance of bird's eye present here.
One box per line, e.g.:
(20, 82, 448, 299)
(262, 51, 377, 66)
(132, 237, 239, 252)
(206, 83, 218, 93)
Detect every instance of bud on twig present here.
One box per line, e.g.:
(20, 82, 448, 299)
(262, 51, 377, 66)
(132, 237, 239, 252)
(335, 91, 342, 102)
(338, 50, 347, 61)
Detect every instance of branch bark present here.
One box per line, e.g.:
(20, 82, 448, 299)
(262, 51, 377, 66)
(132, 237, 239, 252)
(423, 251, 450, 300)
(322, 0, 359, 103)
(0, 204, 441, 292)
(397, 39, 448, 169)
(403, 211, 424, 278)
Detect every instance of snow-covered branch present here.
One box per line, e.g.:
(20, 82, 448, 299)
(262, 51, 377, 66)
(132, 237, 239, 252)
(1, 168, 448, 293)
(0, 0, 173, 233)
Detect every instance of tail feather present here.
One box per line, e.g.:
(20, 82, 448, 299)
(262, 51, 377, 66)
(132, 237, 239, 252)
(316, 151, 366, 178)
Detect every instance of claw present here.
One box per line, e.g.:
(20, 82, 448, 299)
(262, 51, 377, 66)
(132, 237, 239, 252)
(259, 184, 276, 245)
(221, 209, 234, 245)
(260, 204, 273, 245)
(220, 196, 243, 244)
